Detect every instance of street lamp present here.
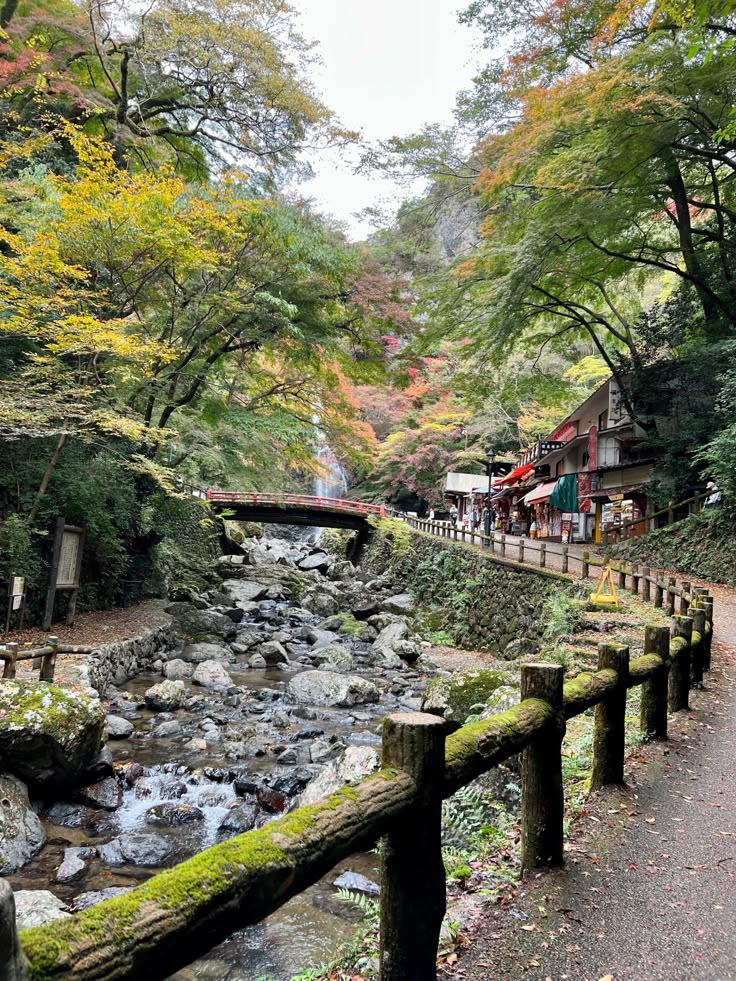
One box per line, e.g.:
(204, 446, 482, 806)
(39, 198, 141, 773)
(485, 447, 495, 535)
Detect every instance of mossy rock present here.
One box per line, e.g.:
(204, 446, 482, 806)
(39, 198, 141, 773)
(0, 681, 106, 795)
(422, 669, 511, 725)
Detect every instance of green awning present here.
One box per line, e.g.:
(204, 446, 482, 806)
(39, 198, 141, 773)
(548, 473, 579, 513)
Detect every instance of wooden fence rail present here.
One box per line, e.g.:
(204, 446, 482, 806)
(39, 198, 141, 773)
(405, 517, 712, 627)
(2, 603, 713, 981)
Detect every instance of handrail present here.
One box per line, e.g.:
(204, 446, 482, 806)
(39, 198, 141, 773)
(6, 590, 714, 980)
(206, 490, 385, 517)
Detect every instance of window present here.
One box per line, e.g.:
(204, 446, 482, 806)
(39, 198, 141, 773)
(582, 451, 589, 469)
(598, 410, 607, 431)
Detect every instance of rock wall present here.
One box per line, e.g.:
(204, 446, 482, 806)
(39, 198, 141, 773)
(77, 625, 176, 694)
(361, 520, 570, 656)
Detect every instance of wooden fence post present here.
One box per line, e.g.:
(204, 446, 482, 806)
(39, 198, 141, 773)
(703, 597, 714, 671)
(641, 626, 670, 740)
(380, 712, 447, 981)
(654, 578, 664, 609)
(2, 644, 18, 680)
(562, 547, 569, 575)
(591, 644, 629, 790)
(0, 879, 26, 981)
(642, 568, 651, 603)
(539, 543, 546, 569)
(691, 607, 706, 689)
(489, 533, 495, 553)
(631, 563, 641, 596)
(39, 635, 59, 683)
(670, 616, 693, 712)
(666, 577, 676, 616)
(520, 663, 565, 870)
(582, 551, 590, 580)
(500, 535, 506, 558)
(680, 582, 691, 616)
(518, 539, 525, 564)
(618, 566, 627, 590)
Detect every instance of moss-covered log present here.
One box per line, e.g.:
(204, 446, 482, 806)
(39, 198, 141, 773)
(443, 699, 554, 796)
(18, 771, 416, 981)
(562, 669, 617, 720)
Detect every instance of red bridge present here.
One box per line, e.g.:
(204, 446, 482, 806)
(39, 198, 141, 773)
(205, 491, 385, 531)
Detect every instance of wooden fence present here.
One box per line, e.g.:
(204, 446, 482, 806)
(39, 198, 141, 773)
(0, 638, 94, 683)
(2, 599, 713, 980)
(406, 517, 711, 622)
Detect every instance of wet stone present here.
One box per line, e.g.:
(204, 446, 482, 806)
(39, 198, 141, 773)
(72, 887, 134, 911)
(145, 803, 205, 827)
(217, 803, 258, 837)
(74, 776, 122, 812)
(106, 715, 134, 739)
(98, 832, 175, 868)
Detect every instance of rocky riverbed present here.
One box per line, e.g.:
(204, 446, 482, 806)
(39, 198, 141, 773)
(6, 531, 511, 980)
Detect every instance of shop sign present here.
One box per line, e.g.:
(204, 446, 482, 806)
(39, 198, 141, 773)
(550, 420, 578, 444)
(578, 472, 592, 513)
(587, 425, 597, 472)
(608, 379, 625, 423)
(609, 492, 625, 502)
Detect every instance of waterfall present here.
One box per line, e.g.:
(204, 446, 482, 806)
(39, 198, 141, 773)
(312, 443, 348, 500)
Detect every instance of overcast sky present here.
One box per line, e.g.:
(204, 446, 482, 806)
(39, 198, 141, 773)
(290, 1, 482, 240)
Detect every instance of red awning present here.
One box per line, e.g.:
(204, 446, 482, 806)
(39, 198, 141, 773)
(521, 482, 557, 506)
(500, 463, 534, 486)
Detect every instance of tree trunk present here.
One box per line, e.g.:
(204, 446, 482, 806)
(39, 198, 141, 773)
(28, 433, 67, 525)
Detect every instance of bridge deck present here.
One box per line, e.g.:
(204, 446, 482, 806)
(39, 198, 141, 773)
(206, 491, 384, 518)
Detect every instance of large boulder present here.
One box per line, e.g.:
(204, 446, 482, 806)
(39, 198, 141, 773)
(180, 642, 233, 664)
(288, 671, 378, 708)
(171, 608, 237, 641)
(298, 552, 330, 572)
(163, 659, 194, 682)
(422, 670, 512, 725)
(0, 774, 46, 873)
(221, 579, 270, 605)
(106, 715, 134, 740)
(373, 620, 409, 650)
(301, 583, 341, 619)
(312, 645, 354, 673)
(381, 593, 416, 616)
(13, 890, 70, 930)
(144, 680, 187, 712)
(257, 641, 289, 666)
(192, 660, 232, 689)
(0, 681, 106, 794)
(478, 685, 520, 720)
(299, 746, 379, 806)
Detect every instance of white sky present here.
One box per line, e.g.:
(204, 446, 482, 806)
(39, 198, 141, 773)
(291, 1, 482, 239)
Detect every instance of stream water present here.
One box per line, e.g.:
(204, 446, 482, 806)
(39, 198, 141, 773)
(9, 530, 437, 980)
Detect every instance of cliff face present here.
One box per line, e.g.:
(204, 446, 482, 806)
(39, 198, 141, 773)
(429, 187, 480, 264)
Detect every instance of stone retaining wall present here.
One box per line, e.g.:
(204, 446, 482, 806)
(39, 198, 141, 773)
(75, 624, 176, 694)
(363, 520, 571, 656)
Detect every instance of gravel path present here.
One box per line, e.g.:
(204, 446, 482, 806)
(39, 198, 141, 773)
(455, 583, 736, 981)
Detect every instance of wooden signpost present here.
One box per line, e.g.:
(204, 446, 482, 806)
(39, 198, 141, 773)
(42, 518, 85, 630)
(4, 575, 27, 635)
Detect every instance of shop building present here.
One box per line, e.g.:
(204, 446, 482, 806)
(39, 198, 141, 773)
(492, 377, 655, 543)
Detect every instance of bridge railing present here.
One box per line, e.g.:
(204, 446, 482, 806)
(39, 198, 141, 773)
(206, 490, 385, 516)
(6, 605, 713, 980)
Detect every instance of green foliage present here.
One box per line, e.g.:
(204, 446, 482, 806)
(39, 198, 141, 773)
(610, 508, 736, 586)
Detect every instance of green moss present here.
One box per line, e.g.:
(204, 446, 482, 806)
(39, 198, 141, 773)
(19, 778, 391, 977)
(425, 669, 509, 724)
(0, 681, 103, 746)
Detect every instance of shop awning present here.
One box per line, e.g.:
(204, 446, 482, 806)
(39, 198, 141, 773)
(471, 480, 502, 494)
(500, 463, 534, 486)
(548, 473, 578, 512)
(521, 481, 557, 506)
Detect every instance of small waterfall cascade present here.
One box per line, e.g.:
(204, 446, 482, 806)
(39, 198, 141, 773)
(312, 443, 348, 500)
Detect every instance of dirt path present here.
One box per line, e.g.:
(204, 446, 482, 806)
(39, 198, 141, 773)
(455, 584, 736, 981)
